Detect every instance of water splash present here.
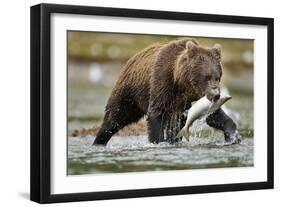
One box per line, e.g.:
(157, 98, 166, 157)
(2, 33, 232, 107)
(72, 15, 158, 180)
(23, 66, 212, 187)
(68, 134, 253, 175)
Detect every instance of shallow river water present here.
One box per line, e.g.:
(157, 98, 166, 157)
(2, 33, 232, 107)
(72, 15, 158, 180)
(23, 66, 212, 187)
(68, 133, 253, 175)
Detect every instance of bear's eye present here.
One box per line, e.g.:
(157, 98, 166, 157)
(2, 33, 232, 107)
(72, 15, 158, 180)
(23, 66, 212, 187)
(215, 77, 220, 81)
(205, 75, 212, 81)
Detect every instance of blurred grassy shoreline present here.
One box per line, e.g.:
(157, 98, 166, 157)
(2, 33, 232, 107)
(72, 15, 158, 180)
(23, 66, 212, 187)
(68, 32, 253, 73)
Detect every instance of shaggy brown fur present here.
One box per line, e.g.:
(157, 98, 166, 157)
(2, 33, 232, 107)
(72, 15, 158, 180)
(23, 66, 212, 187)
(93, 38, 223, 145)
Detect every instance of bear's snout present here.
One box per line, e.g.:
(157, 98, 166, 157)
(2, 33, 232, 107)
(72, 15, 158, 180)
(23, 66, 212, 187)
(211, 88, 220, 101)
(213, 94, 220, 102)
(206, 87, 220, 102)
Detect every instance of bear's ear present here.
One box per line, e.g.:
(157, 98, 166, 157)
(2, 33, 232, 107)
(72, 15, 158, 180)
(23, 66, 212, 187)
(212, 44, 222, 60)
(186, 41, 199, 58)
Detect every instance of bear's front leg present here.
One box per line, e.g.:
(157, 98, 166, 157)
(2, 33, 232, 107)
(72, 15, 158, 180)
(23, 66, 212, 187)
(166, 113, 187, 144)
(206, 108, 241, 143)
(147, 112, 166, 144)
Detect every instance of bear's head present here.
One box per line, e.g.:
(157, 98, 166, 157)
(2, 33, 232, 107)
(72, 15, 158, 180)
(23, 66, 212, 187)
(176, 41, 223, 102)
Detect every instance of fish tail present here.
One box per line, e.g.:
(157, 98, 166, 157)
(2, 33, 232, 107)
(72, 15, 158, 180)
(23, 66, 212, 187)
(177, 128, 190, 142)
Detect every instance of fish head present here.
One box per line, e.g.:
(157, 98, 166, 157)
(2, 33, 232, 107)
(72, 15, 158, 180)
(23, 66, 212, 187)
(215, 94, 232, 105)
(208, 94, 232, 113)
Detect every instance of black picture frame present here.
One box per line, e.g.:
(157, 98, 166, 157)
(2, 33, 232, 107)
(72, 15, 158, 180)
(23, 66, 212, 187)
(30, 3, 274, 204)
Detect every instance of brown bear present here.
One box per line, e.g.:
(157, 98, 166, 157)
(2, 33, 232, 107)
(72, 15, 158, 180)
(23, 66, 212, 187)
(93, 38, 241, 145)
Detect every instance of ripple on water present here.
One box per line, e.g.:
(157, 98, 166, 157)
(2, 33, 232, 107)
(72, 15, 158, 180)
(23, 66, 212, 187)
(67, 135, 254, 175)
